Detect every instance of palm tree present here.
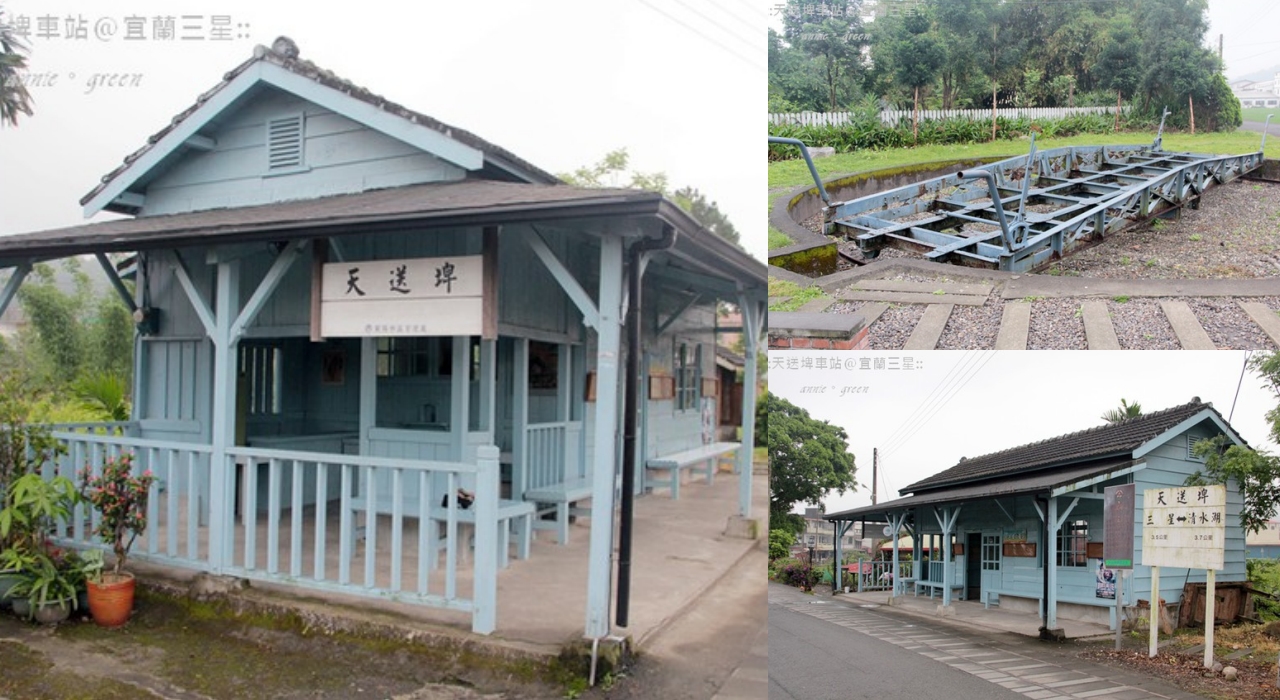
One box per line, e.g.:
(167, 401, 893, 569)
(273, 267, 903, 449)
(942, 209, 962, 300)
(0, 7, 33, 127)
(1101, 399, 1142, 424)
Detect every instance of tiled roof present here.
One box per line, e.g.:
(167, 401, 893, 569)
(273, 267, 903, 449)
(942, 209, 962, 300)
(901, 398, 1224, 494)
(81, 36, 558, 208)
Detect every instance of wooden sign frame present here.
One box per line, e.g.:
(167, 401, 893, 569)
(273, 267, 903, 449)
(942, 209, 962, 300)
(1003, 542, 1037, 558)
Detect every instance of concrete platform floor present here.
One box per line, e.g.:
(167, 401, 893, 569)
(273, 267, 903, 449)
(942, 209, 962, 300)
(128, 464, 768, 657)
(831, 588, 1114, 641)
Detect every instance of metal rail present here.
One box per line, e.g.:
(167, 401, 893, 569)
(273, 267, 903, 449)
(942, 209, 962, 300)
(831, 140, 1264, 272)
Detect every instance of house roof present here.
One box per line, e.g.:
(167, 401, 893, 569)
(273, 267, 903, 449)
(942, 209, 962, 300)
(901, 398, 1231, 495)
(81, 36, 559, 215)
(0, 179, 767, 299)
(826, 456, 1142, 524)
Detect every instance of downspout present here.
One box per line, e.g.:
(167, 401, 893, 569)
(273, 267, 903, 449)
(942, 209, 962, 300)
(616, 223, 678, 628)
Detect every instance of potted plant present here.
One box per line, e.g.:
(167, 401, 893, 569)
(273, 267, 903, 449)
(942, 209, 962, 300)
(81, 453, 155, 627)
(0, 472, 80, 618)
(7, 550, 77, 624)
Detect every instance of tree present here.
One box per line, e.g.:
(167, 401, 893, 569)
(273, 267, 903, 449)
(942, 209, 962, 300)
(781, 0, 866, 111)
(1183, 352, 1280, 534)
(1096, 14, 1142, 129)
(767, 393, 857, 536)
(973, 2, 1026, 140)
(889, 10, 944, 143)
(0, 6, 33, 126)
(559, 149, 740, 245)
(769, 528, 796, 561)
(1101, 399, 1142, 424)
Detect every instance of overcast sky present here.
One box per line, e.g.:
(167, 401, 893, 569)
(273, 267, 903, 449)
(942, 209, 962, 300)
(0, 1, 766, 260)
(770, 351, 1280, 516)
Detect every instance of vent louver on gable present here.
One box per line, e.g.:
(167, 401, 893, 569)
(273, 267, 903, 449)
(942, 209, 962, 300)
(266, 114, 304, 171)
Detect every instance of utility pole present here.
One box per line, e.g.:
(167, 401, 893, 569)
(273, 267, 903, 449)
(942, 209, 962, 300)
(872, 448, 879, 505)
(1219, 34, 1223, 61)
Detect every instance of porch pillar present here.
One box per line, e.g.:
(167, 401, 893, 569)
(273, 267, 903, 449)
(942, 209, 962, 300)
(358, 337, 376, 456)
(912, 509, 922, 581)
(208, 259, 240, 572)
(511, 338, 529, 499)
(1047, 496, 1058, 629)
(451, 335, 471, 460)
(736, 295, 763, 517)
(934, 505, 961, 608)
(888, 512, 907, 597)
(834, 520, 849, 591)
(585, 236, 625, 640)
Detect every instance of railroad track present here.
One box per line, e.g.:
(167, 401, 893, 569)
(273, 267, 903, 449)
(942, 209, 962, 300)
(770, 259, 1280, 351)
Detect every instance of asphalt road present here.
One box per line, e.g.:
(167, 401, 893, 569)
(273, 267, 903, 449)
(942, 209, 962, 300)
(768, 603, 1026, 700)
(1240, 119, 1280, 137)
(768, 583, 1206, 700)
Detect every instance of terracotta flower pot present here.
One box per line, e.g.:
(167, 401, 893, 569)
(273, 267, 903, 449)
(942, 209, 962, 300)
(87, 572, 136, 628)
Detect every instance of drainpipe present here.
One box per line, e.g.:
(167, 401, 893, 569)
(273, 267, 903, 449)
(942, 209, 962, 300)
(616, 223, 678, 628)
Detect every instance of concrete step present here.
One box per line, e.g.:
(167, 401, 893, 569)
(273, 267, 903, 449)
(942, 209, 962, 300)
(839, 290, 988, 306)
(904, 304, 954, 350)
(851, 279, 995, 297)
(1160, 300, 1216, 349)
(1081, 300, 1121, 350)
(1239, 301, 1280, 346)
(994, 302, 1031, 350)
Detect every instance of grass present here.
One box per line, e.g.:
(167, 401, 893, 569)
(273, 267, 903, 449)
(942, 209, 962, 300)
(768, 226, 793, 250)
(1241, 106, 1278, 123)
(768, 278, 827, 311)
(768, 130, 1280, 191)
(1189, 233, 1202, 242)
(1113, 295, 1130, 303)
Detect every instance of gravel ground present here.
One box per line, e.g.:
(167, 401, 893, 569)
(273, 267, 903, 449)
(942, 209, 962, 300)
(1106, 298, 1181, 350)
(1028, 298, 1087, 349)
(800, 178, 1280, 278)
(936, 292, 1005, 349)
(1052, 179, 1280, 278)
(1187, 298, 1279, 350)
(866, 304, 925, 350)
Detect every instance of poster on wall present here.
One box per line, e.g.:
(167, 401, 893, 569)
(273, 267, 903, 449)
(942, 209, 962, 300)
(701, 397, 716, 444)
(1095, 560, 1117, 599)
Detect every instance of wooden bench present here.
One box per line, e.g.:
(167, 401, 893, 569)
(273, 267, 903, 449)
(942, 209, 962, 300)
(524, 477, 593, 545)
(913, 579, 965, 599)
(645, 442, 740, 499)
(349, 497, 534, 570)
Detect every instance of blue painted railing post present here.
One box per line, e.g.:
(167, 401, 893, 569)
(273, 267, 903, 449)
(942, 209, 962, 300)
(737, 295, 762, 517)
(472, 445, 500, 634)
(585, 236, 624, 640)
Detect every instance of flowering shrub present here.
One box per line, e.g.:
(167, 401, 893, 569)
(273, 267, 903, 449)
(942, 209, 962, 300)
(81, 453, 155, 576)
(779, 562, 820, 590)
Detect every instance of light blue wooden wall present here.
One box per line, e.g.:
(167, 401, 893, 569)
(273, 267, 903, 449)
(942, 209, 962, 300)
(141, 87, 466, 216)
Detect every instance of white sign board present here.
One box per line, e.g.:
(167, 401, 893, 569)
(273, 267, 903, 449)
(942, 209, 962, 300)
(320, 256, 483, 337)
(1140, 484, 1226, 571)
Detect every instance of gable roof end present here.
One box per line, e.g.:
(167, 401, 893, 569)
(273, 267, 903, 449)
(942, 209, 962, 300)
(901, 398, 1240, 495)
(81, 36, 559, 216)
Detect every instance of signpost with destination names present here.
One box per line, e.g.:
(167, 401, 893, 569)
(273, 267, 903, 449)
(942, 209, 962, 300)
(1141, 484, 1225, 570)
(1141, 484, 1226, 667)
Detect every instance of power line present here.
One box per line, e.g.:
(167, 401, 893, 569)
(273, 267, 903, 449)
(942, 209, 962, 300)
(638, 0, 765, 70)
(706, 0, 767, 40)
(672, 0, 760, 52)
(878, 350, 980, 455)
(883, 351, 999, 460)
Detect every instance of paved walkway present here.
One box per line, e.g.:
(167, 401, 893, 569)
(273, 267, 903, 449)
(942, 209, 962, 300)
(771, 583, 1206, 700)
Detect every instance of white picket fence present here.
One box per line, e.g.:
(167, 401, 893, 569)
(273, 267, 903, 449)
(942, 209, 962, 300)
(769, 106, 1127, 128)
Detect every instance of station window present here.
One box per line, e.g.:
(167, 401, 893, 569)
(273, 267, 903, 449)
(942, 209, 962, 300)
(240, 344, 282, 416)
(1056, 519, 1089, 567)
(675, 342, 701, 411)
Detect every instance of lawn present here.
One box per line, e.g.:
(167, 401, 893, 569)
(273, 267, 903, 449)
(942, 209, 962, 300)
(768, 130, 1280, 191)
(1242, 106, 1279, 123)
